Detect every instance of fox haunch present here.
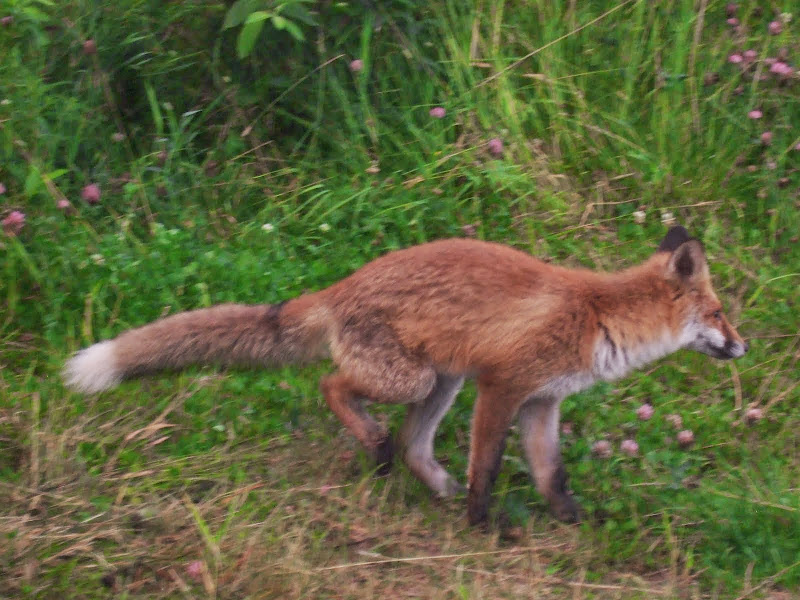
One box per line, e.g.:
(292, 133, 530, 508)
(64, 226, 748, 525)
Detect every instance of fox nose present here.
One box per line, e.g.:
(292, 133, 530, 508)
(743, 341, 749, 353)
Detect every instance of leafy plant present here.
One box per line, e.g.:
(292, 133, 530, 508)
(1, 0, 799, 596)
(222, 0, 318, 58)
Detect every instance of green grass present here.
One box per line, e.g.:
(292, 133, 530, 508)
(1, 0, 799, 597)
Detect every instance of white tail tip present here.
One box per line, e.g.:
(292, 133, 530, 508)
(63, 341, 122, 393)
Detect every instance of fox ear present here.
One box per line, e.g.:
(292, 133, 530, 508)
(666, 239, 708, 281)
(658, 226, 691, 253)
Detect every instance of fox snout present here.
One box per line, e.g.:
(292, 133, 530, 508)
(717, 314, 748, 359)
(693, 316, 748, 360)
(719, 338, 748, 359)
(695, 334, 747, 361)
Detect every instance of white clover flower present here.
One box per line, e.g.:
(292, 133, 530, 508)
(319, 223, 331, 232)
(261, 223, 275, 232)
(633, 210, 646, 224)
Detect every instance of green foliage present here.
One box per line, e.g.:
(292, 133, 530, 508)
(223, 0, 318, 57)
(1, 0, 54, 47)
(1, 0, 799, 597)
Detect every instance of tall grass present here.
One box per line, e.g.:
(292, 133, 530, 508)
(1, 1, 799, 597)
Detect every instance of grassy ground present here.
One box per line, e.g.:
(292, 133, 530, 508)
(1, 0, 799, 597)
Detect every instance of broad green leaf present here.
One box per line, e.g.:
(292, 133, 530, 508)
(236, 14, 268, 58)
(270, 15, 287, 30)
(281, 3, 318, 27)
(244, 10, 271, 24)
(282, 19, 305, 42)
(223, 0, 262, 29)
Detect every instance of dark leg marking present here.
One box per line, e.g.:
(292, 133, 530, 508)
(488, 433, 508, 489)
(374, 435, 395, 475)
(467, 433, 508, 526)
(549, 463, 581, 523)
(552, 462, 570, 495)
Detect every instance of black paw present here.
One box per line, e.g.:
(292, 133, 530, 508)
(467, 491, 490, 527)
(551, 493, 582, 524)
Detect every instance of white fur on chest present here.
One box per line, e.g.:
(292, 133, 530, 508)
(592, 328, 685, 382)
(532, 322, 695, 401)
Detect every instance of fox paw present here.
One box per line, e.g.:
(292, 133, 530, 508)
(551, 494, 582, 524)
(438, 476, 466, 498)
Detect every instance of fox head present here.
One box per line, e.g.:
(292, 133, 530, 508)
(659, 226, 748, 360)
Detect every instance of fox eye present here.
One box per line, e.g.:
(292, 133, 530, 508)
(712, 310, 721, 320)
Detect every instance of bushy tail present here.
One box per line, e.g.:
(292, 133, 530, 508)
(63, 296, 330, 393)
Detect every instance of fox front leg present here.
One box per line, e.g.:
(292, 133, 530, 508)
(517, 398, 581, 523)
(465, 381, 521, 525)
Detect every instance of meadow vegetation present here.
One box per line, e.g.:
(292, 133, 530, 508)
(1, 1, 799, 597)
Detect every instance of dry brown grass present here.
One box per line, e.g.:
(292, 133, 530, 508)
(1, 408, 695, 600)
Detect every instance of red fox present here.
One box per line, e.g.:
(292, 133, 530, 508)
(64, 226, 747, 524)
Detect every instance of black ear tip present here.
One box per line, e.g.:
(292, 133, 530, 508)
(667, 225, 688, 236)
(658, 225, 691, 253)
(675, 247, 695, 278)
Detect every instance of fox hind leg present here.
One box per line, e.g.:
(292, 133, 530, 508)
(321, 316, 437, 473)
(320, 373, 397, 472)
(398, 374, 465, 498)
